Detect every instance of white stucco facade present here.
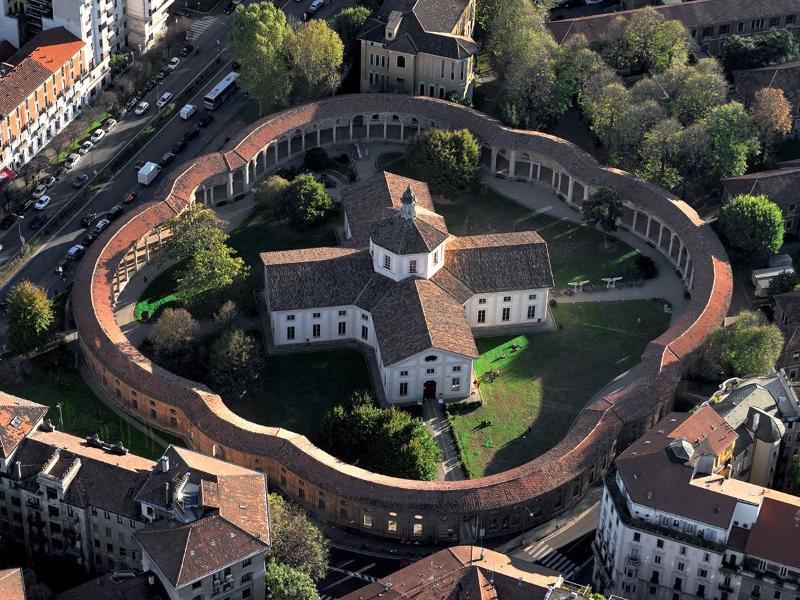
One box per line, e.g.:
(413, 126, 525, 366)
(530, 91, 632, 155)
(464, 289, 548, 328)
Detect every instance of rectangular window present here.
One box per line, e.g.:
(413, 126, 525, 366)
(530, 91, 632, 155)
(737, 22, 744, 32)
(426, 368, 435, 374)
(312, 324, 321, 338)
(384, 255, 391, 269)
(718, 24, 730, 35)
(678, 562, 685, 572)
(338, 322, 346, 336)
(452, 366, 461, 372)
(451, 377, 460, 392)
(786, 15, 796, 25)
(338, 310, 347, 316)
(369, 54, 373, 66)
(363, 514, 373, 527)
(433, 251, 439, 264)
(769, 17, 780, 27)
(312, 312, 321, 319)
(698, 568, 708, 578)
(440, 60, 445, 78)
(400, 370, 408, 376)
(528, 294, 537, 300)
(451, 61, 455, 80)
(502, 307, 511, 322)
(477, 310, 486, 323)
(409, 259, 417, 273)
(478, 298, 487, 304)
(527, 305, 536, 319)
(361, 326, 369, 340)
(702, 27, 713, 37)
(361, 314, 369, 321)
(287, 314, 295, 321)
(503, 296, 511, 302)
(399, 383, 408, 396)
(654, 555, 662, 564)
(287, 326, 295, 340)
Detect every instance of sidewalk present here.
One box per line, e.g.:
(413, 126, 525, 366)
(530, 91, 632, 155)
(422, 398, 466, 481)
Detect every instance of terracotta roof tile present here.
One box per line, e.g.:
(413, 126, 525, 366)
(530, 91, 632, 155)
(745, 497, 800, 569)
(0, 392, 48, 459)
(0, 568, 25, 600)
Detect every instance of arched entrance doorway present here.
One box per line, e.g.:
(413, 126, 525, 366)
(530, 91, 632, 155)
(423, 380, 437, 400)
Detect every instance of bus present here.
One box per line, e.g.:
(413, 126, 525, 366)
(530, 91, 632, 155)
(203, 72, 239, 111)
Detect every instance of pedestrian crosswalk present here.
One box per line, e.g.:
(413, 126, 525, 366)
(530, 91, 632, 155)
(523, 541, 578, 578)
(328, 566, 379, 583)
(186, 16, 219, 42)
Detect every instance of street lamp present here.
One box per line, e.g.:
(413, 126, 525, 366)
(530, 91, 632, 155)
(15, 214, 24, 247)
(521, 506, 535, 547)
(216, 39, 221, 63)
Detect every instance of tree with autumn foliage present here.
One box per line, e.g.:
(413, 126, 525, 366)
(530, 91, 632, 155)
(749, 87, 793, 166)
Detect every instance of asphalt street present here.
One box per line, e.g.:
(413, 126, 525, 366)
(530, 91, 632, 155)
(317, 548, 405, 599)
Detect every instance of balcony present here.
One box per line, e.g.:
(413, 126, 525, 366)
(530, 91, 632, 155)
(719, 582, 735, 593)
(626, 555, 641, 566)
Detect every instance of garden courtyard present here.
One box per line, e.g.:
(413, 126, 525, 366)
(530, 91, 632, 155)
(125, 147, 676, 477)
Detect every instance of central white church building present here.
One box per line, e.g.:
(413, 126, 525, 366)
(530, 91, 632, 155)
(261, 172, 554, 404)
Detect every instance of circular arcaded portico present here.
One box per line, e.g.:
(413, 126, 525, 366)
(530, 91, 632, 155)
(69, 95, 732, 544)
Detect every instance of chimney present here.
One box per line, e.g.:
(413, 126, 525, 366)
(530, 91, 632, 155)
(15, 461, 21, 480)
(164, 482, 170, 506)
(160, 455, 169, 473)
(148, 575, 155, 586)
(386, 10, 403, 40)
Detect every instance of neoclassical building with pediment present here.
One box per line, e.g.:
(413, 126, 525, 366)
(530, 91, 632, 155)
(261, 172, 554, 404)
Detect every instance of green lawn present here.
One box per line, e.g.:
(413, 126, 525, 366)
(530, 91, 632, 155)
(221, 349, 373, 438)
(447, 301, 671, 478)
(376, 153, 642, 287)
(3, 349, 169, 460)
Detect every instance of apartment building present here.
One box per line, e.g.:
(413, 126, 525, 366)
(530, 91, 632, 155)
(706, 373, 800, 490)
(0, 26, 88, 170)
(126, 0, 173, 51)
(548, 0, 800, 58)
(0, 392, 270, 600)
(357, 0, 477, 100)
(593, 406, 800, 600)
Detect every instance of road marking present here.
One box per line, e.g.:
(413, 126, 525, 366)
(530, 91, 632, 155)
(186, 16, 219, 41)
(328, 565, 379, 583)
(0, 54, 233, 293)
(523, 541, 578, 578)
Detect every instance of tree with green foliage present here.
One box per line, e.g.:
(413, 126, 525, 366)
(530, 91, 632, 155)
(623, 8, 689, 73)
(265, 562, 320, 600)
(675, 122, 714, 197)
(554, 35, 607, 111)
(317, 393, 442, 480)
(669, 62, 727, 125)
(704, 102, 759, 181)
(268, 494, 329, 581)
(636, 118, 683, 191)
(177, 240, 248, 300)
(701, 310, 783, 379)
(149, 308, 199, 361)
(585, 82, 631, 145)
(581, 187, 624, 247)
(718, 194, 784, 258)
(333, 6, 371, 52)
(209, 329, 264, 398)
(405, 128, 480, 194)
(486, 0, 547, 78)
(287, 20, 344, 102)
(231, 2, 291, 117)
(721, 30, 800, 72)
(166, 207, 226, 263)
(7, 281, 54, 354)
(281, 174, 334, 228)
(253, 175, 291, 215)
(304, 147, 330, 171)
(767, 271, 799, 299)
(213, 300, 238, 332)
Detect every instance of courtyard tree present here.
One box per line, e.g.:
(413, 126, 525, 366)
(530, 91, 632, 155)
(253, 175, 291, 216)
(405, 128, 480, 194)
(635, 118, 683, 191)
(718, 194, 784, 259)
(265, 562, 320, 600)
(333, 6, 372, 52)
(621, 7, 689, 73)
(282, 174, 334, 228)
(486, 0, 547, 78)
(209, 328, 264, 398)
(287, 20, 344, 102)
(675, 122, 714, 197)
(721, 30, 800, 72)
(148, 307, 199, 361)
(176, 240, 248, 300)
(213, 300, 239, 332)
(554, 35, 606, 110)
(581, 186, 624, 247)
(750, 87, 793, 165)
(704, 102, 759, 181)
(231, 2, 292, 116)
(317, 393, 442, 481)
(7, 280, 54, 354)
(669, 62, 727, 125)
(585, 82, 631, 148)
(701, 310, 783, 379)
(165, 207, 226, 263)
(766, 271, 799, 299)
(268, 494, 329, 581)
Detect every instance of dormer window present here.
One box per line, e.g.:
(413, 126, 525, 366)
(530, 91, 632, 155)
(384, 255, 391, 270)
(433, 251, 439, 265)
(409, 259, 417, 273)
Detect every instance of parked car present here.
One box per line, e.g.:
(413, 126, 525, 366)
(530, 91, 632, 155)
(103, 118, 118, 130)
(54, 166, 68, 180)
(0, 214, 15, 230)
(73, 174, 90, 189)
(172, 139, 187, 154)
(134, 160, 146, 171)
(81, 212, 99, 228)
(90, 128, 106, 143)
(79, 140, 94, 154)
(183, 127, 200, 142)
(198, 113, 213, 128)
(308, 0, 324, 13)
(55, 258, 70, 274)
(125, 98, 138, 111)
(65, 153, 81, 168)
(159, 152, 176, 166)
(66, 245, 85, 260)
(154, 71, 166, 83)
(180, 44, 194, 57)
(32, 183, 47, 199)
(29, 213, 48, 230)
(134, 101, 149, 115)
(107, 205, 124, 221)
(123, 191, 137, 204)
(93, 218, 111, 235)
(81, 233, 96, 247)
(33, 195, 51, 210)
(17, 198, 35, 213)
(156, 92, 174, 109)
(41, 175, 55, 188)
(179, 104, 196, 120)
(167, 57, 181, 71)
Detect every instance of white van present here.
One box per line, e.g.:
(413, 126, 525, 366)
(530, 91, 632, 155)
(180, 104, 197, 120)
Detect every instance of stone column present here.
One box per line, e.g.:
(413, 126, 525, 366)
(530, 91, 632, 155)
(383, 121, 387, 140)
(227, 172, 234, 198)
(567, 177, 574, 203)
(668, 233, 675, 258)
(657, 222, 664, 248)
(400, 122, 404, 141)
(508, 150, 516, 178)
(631, 211, 638, 233)
(645, 216, 651, 240)
(490, 147, 497, 173)
(316, 129, 321, 148)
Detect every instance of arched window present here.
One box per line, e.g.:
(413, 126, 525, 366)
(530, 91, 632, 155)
(424, 355, 437, 362)
(396, 55, 405, 69)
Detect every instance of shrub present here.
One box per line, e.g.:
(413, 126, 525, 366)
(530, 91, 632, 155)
(635, 255, 658, 279)
(405, 128, 480, 195)
(718, 193, 784, 258)
(303, 147, 330, 171)
(701, 310, 783, 379)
